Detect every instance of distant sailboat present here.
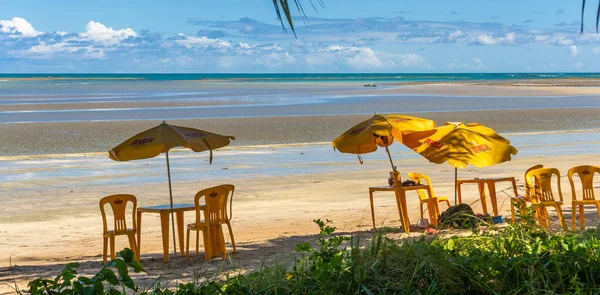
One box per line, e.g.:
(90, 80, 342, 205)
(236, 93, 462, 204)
(364, 83, 377, 87)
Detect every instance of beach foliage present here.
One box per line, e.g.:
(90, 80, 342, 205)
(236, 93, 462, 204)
(271, 0, 323, 36)
(25, 248, 145, 295)
(23, 212, 600, 294)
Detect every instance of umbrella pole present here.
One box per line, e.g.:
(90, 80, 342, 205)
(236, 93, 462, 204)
(454, 167, 458, 205)
(166, 151, 178, 256)
(384, 145, 397, 172)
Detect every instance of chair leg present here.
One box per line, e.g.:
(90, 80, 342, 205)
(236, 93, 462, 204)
(219, 225, 227, 259)
(203, 229, 211, 262)
(186, 229, 190, 261)
(196, 230, 199, 256)
(555, 205, 567, 231)
(536, 207, 549, 229)
(510, 201, 516, 223)
(110, 235, 116, 261)
(419, 202, 424, 219)
(579, 205, 585, 229)
(226, 221, 237, 253)
(127, 233, 137, 260)
(103, 237, 108, 264)
(571, 204, 577, 231)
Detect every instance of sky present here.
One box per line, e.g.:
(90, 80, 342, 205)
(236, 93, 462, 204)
(0, 0, 598, 73)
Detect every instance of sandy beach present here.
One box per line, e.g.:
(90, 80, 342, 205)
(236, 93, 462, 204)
(2, 81, 600, 293)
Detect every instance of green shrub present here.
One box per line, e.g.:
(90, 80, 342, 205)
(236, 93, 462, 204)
(22, 216, 600, 295)
(26, 248, 145, 295)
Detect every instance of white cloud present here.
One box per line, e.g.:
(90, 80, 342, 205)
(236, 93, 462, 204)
(475, 32, 516, 45)
(569, 45, 578, 57)
(446, 58, 485, 70)
(81, 21, 137, 46)
(447, 30, 464, 41)
(398, 54, 426, 67)
(346, 47, 383, 69)
(472, 58, 484, 68)
(0, 17, 41, 37)
(19, 42, 105, 59)
(253, 52, 296, 68)
(175, 35, 232, 51)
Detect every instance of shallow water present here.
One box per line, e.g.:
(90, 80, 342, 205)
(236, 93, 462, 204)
(1, 130, 599, 190)
(2, 80, 600, 123)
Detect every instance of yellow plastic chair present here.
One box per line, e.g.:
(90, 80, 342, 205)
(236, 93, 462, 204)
(527, 168, 567, 230)
(510, 164, 543, 222)
(222, 184, 237, 253)
(407, 172, 451, 219)
(99, 194, 138, 264)
(568, 165, 600, 230)
(186, 185, 230, 261)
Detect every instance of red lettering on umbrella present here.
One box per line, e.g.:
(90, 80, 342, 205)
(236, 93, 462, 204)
(471, 144, 491, 153)
(424, 138, 444, 150)
(185, 132, 206, 138)
(131, 137, 155, 146)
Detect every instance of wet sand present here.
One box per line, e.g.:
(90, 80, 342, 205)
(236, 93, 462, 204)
(2, 108, 600, 156)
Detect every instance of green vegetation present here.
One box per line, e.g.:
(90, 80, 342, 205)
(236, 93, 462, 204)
(21, 210, 600, 294)
(26, 249, 145, 295)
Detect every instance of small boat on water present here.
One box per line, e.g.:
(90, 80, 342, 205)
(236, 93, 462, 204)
(364, 83, 377, 87)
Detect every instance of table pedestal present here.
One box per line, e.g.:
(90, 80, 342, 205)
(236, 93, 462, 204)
(369, 184, 438, 232)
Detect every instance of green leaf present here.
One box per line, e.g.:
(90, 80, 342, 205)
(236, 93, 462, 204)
(102, 269, 119, 285)
(295, 242, 311, 253)
(129, 260, 146, 273)
(118, 248, 135, 263)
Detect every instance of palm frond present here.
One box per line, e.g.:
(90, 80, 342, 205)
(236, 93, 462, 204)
(580, 0, 600, 33)
(272, 0, 324, 37)
(596, 0, 600, 32)
(581, 0, 586, 34)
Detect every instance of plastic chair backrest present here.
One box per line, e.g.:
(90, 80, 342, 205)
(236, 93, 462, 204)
(568, 165, 600, 201)
(527, 168, 563, 203)
(194, 185, 231, 226)
(222, 184, 235, 222)
(524, 164, 543, 200)
(99, 194, 137, 235)
(407, 172, 434, 201)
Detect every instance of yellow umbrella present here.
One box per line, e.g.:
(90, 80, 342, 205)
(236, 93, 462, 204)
(109, 121, 235, 254)
(332, 114, 437, 171)
(403, 122, 518, 204)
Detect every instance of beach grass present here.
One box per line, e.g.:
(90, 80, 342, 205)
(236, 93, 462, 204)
(22, 212, 600, 295)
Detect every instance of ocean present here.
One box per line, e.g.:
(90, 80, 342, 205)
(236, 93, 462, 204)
(3, 72, 600, 82)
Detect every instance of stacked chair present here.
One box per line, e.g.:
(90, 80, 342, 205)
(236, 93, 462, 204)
(568, 166, 600, 230)
(186, 184, 236, 261)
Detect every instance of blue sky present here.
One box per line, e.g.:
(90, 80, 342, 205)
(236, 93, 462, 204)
(0, 0, 597, 73)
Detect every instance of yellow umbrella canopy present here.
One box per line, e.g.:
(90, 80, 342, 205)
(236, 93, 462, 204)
(332, 114, 437, 171)
(108, 121, 234, 255)
(403, 122, 517, 168)
(109, 121, 234, 162)
(403, 122, 517, 204)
